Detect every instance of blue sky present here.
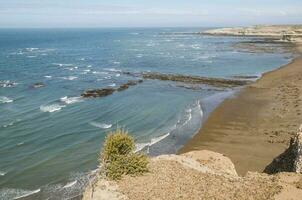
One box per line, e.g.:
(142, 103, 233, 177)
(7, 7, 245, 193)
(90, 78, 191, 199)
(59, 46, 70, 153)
(0, 0, 302, 27)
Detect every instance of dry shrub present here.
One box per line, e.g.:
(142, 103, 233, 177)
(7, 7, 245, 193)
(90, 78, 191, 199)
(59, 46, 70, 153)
(101, 129, 148, 180)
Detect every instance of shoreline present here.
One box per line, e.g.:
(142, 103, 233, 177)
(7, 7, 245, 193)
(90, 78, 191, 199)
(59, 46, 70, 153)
(179, 42, 302, 175)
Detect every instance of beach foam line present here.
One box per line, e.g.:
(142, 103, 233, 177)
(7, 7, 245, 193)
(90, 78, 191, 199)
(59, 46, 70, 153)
(40, 104, 66, 113)
(197, 100, 204, 118)
(89, 122, 112, 129)
(13, 188, 41, 200)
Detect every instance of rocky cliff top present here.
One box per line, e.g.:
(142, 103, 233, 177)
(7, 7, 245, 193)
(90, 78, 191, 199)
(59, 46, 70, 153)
(203, 25, 302, 42)
(83, 130, 302, 200)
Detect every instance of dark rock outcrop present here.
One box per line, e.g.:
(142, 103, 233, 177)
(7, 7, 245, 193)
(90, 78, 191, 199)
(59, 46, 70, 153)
(81, 80, 143, 98)
(32, 82, 45, 88)
(142, 72, 251, 88)
(264, 130, 302, 174)
(81, 88, 115, 98)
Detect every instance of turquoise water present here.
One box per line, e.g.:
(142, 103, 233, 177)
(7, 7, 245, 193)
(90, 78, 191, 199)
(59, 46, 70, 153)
(0, 28, 291, 199)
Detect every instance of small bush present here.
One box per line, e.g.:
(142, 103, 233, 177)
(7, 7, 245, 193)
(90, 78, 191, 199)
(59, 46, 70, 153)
(101, 129, 149, 180)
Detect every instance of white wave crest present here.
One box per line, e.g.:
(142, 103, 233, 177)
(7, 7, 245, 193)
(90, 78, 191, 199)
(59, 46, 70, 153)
(92, 71, 108, 75)
(108, 83, 116, 87)
(103, 68, 121, 72)
(135, 143, 150, 153)
(40, 104, 65, 113)
(62, 76, 78, 81)
(89, 122, 112, 129)
(2, 119, 21, 128)
(53, 63, 73, 67)
(0, 188, 38, 200)
(0, 96, 13, 104)
(25, 47, 39, 52)
(63, 180, 77, 189)
(135, 133, 170, 153)
(0, 171, 7, 176)
(60, 96, 83, 105)
(13, 188, 41, 199)
(44, 75, 52, 79)
(0, 80, 18, 88)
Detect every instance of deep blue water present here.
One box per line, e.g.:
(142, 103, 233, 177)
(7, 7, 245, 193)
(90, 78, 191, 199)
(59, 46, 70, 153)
(0, 28, 292, 199)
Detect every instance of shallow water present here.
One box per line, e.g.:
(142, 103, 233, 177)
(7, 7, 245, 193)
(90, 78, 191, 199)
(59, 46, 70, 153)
(0, 28, 292, 199)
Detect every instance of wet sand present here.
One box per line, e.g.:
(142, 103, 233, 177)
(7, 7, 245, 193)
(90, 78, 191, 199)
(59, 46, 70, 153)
(179, 44, 302, 175)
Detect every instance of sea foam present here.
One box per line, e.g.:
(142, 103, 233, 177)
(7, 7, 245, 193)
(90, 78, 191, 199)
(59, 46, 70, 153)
(60, 96, 83, 105)
(135, 132, 170, 153)
(0, 171, 7, 176)
(63, 180, 77, 189)
(89, 122, 112, 129)
(0, 80, 18, 88)
(40, 104, 66, 113)
(62, 76, 78, 81)
(0, 96, 13, 104)
(13, 189, 41, 199)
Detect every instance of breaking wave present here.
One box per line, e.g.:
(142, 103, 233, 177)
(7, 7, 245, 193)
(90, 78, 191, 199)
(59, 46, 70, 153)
(0, 80, 18, 88)
(2, 119, 21, 128)
(53, 63, 73, 67)
(63, 181, 77, 189)
(135, 132, 170, 153)
(40, 104, 66, 113)
(103, 68, 121, 72)
(13, 189, 41, 199)
(135, 100, 203, 155)
(0, 171, 7, 176)
(89, 122, 112, 129)
(0, 96, 13, 104)
(60, 96, 83, 105)
(61, 76, 78, 81)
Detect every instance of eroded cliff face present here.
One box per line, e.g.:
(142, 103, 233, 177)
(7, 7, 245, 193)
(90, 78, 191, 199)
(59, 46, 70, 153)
(83, 131, 302, 200)
(265, 127, 302, 174)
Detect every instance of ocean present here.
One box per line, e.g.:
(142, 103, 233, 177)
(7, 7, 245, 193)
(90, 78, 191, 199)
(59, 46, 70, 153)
(0, 28, 292, 199)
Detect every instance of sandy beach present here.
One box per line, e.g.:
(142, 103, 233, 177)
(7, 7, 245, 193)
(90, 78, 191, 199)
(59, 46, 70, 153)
(179, 43, 302, 175)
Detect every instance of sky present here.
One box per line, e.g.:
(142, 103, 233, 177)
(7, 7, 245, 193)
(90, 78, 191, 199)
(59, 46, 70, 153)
(0, 0, 302, 28)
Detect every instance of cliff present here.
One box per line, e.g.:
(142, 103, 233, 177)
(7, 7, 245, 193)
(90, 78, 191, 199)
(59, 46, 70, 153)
(203, 25, 302, 42)
(83, 130, 302, 200)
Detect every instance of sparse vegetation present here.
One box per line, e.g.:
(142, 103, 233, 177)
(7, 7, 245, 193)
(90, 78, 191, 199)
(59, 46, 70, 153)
(101, 129, 149, 180)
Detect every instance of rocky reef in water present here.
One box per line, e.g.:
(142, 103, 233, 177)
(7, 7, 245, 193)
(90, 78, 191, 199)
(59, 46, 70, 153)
(81, 80, 143, 98)
(81, 72, 251, 99)
(141, 72, 252, 88)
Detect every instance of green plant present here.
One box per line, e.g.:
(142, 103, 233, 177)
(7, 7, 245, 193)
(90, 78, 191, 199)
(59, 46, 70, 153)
(101, 129, 149, 180)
